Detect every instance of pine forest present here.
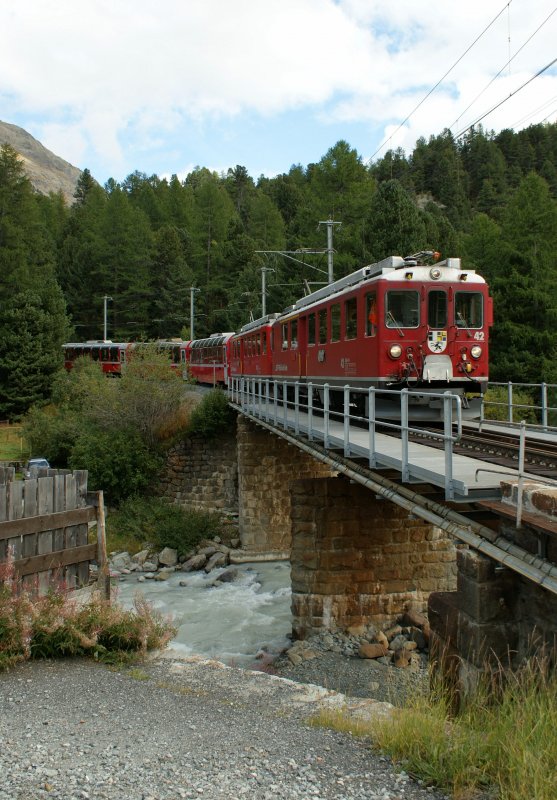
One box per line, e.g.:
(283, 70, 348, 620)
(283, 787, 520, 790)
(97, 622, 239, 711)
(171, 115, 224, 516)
(1, 122, 557, 418)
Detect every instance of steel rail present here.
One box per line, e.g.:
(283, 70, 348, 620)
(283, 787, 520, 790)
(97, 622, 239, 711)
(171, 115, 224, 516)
(231, 403, 557, 596)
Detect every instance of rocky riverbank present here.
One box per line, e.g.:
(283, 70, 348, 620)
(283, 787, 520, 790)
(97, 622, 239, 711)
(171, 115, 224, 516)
(107, 538, 433, 709)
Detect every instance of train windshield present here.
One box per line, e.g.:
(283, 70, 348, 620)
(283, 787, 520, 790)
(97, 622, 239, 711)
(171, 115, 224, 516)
(455, 292, 483, 329)
(386, 291, 420, 328)
(428, 290, 447, 328)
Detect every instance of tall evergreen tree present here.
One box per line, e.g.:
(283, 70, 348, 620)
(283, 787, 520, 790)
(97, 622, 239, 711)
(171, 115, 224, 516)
(0, 145, 70, 417)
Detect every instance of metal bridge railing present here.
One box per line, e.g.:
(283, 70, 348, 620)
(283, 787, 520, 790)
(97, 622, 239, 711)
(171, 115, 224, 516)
(228, 378, 463, 500)
(480, 381, 557, 432)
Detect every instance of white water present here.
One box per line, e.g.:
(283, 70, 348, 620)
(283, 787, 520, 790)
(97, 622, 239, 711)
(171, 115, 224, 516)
(114, 562, 292, 667)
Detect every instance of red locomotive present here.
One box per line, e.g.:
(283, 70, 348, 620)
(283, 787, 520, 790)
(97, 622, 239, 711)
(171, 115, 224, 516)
(227, 252, 492, 419)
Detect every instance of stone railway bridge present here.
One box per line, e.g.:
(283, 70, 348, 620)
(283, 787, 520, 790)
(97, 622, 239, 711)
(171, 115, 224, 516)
(159, 411, 557, 689)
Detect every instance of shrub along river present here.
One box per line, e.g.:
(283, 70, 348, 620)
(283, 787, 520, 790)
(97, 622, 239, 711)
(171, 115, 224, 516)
(115, 561, 292, 667)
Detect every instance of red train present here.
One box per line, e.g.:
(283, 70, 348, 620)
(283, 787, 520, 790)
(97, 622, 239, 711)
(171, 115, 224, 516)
(198, 252, 491, 419)
(64, 252, 492, 419)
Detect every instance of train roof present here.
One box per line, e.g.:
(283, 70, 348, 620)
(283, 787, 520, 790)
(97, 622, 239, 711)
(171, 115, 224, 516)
(269, 256, 484, 320)
(62, 341, 131, 348)
(239, 313, 280, 334)
(190, 332, 235, 348)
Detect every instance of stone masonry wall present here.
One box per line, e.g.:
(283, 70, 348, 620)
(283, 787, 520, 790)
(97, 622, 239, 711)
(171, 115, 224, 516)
(158, 430, 238, 513)
(429, 536, 557, 703)
(236, 416, 335, 556)
(290, 476, 457, 638)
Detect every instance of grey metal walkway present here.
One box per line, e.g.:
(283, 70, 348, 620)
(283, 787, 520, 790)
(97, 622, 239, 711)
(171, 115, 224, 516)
(228, 379, 555, 502)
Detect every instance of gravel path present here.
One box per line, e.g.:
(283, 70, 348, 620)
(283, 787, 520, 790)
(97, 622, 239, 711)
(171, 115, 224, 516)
(0, 653, 448, 800)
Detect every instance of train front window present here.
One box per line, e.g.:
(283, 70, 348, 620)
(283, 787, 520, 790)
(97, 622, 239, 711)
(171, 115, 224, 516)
(428, 290, 447, 328)
(455, 292, 483, 329)
(386, 291, 420, 328)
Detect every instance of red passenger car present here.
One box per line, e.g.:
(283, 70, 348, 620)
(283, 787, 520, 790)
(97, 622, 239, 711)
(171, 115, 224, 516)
(228, 315, 277, 382)
(62, 341, 133, 375)
(187, 333, 234, 386)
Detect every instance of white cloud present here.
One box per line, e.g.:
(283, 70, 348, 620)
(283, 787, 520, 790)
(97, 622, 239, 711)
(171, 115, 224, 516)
(1, 0, 556, 176)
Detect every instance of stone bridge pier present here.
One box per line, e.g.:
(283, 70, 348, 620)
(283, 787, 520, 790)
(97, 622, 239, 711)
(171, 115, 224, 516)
(237, 416, 457, 636)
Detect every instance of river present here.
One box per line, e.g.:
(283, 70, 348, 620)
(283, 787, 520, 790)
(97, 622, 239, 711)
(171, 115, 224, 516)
(114, 561, 292, 667)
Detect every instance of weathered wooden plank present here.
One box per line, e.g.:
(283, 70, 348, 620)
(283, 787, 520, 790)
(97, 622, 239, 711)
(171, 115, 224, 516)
(37, 477, 55, 593)
(65, 474, 78, 589)
(22, 480, 38, 555)
(14, 543, 97, 577)
(0, 507, 96, 541)
(0, 480, 7, 561)
(7, 481, 24, 560)
(21, 479, 39, 592)
(52, 475, 66, 552)
(74, 471, 89, 587)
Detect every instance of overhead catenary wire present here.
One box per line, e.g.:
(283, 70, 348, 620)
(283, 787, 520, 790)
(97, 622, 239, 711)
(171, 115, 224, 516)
(368, 0, 513, 162)
(449, 6, 557, 132)
(454, 56, 557, 139)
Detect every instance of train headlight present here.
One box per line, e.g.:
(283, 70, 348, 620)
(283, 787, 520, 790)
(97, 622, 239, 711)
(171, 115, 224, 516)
(429, 267, 442, 280)
(389, 344, 402, 359)
(470, 345, 482, 359)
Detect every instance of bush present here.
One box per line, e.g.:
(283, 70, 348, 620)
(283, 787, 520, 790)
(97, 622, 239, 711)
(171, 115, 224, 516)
(482, 385, 538, 424)
(69, 427, 162, 505)
(0, 557, 175, 670)
(187, 389, 235, 439)
(107, 496, 222, 557)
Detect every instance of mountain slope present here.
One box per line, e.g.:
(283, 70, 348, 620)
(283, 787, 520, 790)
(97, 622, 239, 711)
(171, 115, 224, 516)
(0, 120, 81, 203)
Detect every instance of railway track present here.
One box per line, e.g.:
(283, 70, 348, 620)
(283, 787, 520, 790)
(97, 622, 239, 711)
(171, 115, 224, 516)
(409, 424, 557, 479)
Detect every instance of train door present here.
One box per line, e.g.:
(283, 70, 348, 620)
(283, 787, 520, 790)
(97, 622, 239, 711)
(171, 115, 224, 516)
(424, 287, 451, 381)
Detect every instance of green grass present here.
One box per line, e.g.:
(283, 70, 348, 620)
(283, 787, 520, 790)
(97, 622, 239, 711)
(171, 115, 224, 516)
(0, 424, 29, 462)
(309, 659, 557, 800)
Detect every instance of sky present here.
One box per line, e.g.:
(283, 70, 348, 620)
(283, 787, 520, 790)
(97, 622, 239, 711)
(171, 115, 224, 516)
(1, 1, 556, 185)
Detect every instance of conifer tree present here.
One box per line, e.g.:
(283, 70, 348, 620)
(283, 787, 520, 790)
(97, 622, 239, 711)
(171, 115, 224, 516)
(0, 145, 70, 417)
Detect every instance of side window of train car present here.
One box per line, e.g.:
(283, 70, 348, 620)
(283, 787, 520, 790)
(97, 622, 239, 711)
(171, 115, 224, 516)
(282, 323, 288, 350)
(262, 332, 267, 355)
(366, 292, 377, 336)
(345, 297, 357, 340)
(308, 313, 316, 345)
(428, 290, 447, 328)
(386, 290, 420, 328)
(455, 292, 483, 329)
(319, 309, 327, 344)
(331, 304, 341, 342)
(291, 319, 298, 349)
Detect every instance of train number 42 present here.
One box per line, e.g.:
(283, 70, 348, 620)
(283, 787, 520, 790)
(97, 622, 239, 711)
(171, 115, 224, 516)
(474, 331, 485, 341)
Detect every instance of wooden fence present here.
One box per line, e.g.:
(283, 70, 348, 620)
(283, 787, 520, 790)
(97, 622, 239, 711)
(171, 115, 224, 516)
(0, 467, 105, 594)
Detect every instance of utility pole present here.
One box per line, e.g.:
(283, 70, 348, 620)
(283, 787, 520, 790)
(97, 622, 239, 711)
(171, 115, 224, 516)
(261, 267, 274, 317)
(190, 287, 200, 340)
(103, 295, 112, 342)
(318, 218, 342, 283)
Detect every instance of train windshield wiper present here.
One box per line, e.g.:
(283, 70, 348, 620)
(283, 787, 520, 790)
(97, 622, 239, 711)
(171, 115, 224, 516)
(456, 311, 472, 338)
(387, 311, 405, 337)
